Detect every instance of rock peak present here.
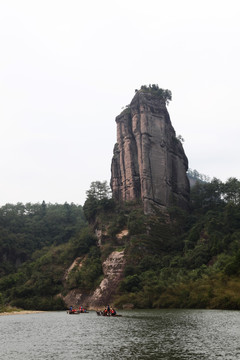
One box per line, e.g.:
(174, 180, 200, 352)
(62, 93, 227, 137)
(110, 87, 190, 213)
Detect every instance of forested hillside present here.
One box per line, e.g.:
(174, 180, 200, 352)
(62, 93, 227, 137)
(114, 177, 240, 309)
(0, 177, 240, 311)
(0, 202, 86, 276)
(0, 202, 88, 311)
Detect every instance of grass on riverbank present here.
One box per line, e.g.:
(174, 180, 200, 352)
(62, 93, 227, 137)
(0, 305, 24, 314)
(0, 306, 44, 315)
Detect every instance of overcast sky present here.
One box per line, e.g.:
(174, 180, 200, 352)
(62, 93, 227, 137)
(0, 0, 239, 206)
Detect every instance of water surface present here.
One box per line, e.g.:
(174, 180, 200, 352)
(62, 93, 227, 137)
(0, 309, 240, 359)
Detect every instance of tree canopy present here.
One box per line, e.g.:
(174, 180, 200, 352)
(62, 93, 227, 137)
(85, 181, 111, 200)
(83, 181, 114, 223)
(0, 202, 86, 277)
(139, 84, 172, 105)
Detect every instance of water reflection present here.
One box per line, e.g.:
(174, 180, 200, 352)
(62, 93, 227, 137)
(0, 309, 240, 359)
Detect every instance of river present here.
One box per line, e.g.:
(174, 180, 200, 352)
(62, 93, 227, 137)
(0, 309, 240, 359)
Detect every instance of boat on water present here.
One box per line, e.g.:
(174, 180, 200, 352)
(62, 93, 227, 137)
(67, 310, 89, 314)
(96, 311, 122, 317)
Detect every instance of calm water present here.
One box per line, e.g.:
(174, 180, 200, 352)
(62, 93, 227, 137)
(0, 309, 240, 359)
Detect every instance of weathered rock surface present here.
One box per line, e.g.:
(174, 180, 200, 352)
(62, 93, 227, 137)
(63, 250, 126, 309)
(111, 90, 190, 213)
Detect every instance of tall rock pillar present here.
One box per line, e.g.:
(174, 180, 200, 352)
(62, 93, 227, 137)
(110, 88, 190, 213)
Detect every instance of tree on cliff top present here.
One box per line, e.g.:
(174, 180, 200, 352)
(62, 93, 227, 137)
(139, 84, 172, 105)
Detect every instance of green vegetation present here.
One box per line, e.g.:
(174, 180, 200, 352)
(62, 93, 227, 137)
(113, 177, 240, 309)
(187, 168, 210, 183)
(0, 292, 22, 313)
(0, 202, 86, 277)
(67, 246, 103, 291)
(0, 225, 100, 310)
(83, 181, 113, 223)
(139, 84, 172, 105)
(0, 202, 89, 310)
(120, 84, 172, 117)
(0, 177, 240, 311)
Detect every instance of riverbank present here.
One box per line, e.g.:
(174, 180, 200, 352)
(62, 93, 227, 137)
(0, 310, 44, 316)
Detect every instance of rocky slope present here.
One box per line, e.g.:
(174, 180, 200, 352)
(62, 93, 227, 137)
(111, 89, 190, 213)
(63, 250, 126, 309)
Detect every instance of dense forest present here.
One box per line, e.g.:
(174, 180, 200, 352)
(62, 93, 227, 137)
(0, 176, 240, 312)
(0, 202, 89, 310)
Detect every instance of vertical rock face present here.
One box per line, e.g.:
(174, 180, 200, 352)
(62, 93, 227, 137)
(110, 89, 190, 213)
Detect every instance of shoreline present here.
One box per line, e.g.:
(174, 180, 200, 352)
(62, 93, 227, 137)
(0, 310, 44, 316)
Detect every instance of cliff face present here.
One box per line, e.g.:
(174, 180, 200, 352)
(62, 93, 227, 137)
(110, 90, 190, 213)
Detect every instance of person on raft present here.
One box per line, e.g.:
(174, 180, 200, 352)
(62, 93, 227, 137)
(103, 308, 108, 315)
(79, 306, 87, 313)
(104, 305, 116, 316)
(69, 306, 77, 313)
(110, 308, 116, 316)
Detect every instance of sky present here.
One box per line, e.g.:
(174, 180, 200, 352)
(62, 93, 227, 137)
(0, 0, 239, 206)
